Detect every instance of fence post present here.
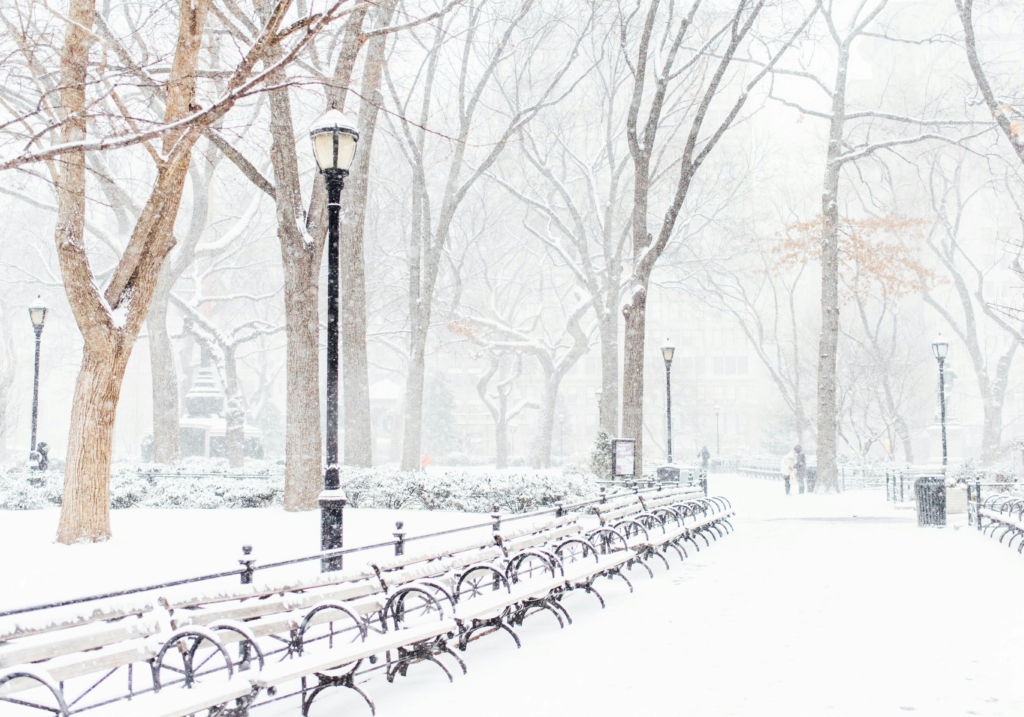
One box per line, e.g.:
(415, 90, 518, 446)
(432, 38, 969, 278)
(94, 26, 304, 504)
(599, 486, 607, 504)
(554, 495, 564, 518)
(899, 471, 905, 503)
(491, 504, 502, 532)
(393, 521, 406, 556)
(975, 475, 983, 532)
(239, 545, 255, 585)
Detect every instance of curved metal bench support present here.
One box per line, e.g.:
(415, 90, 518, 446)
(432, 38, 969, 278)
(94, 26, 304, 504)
(0, 670, 70, 717)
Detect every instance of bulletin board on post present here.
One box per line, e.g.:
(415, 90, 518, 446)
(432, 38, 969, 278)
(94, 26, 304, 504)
(611, 438, 636, 478)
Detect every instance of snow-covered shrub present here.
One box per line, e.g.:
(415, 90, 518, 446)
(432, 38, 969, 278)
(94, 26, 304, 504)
(1, 460, 600, 514)
(338, 466, 599, 513)
(589, 430, 612, 481)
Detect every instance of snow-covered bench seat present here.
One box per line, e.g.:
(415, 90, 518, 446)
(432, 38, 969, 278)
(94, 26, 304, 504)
(978, 504, 1024, 551)
(593, 489, 735, 572)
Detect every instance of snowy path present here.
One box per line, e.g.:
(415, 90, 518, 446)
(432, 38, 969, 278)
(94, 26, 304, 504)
(274, 475, 1024, 717)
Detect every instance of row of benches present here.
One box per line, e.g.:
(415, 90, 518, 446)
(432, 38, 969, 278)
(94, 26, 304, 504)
(0, 486, 734, 717)
(975, 494, 1024, 553)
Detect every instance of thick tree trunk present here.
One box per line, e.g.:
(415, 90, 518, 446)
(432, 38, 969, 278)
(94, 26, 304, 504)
(281, 263, 323, 507)
(401, 321, 428, 471)
(147, 296, 181, 464)
(261, 23, 325, 509)
(57, 346, 130, 543)
(599, 311, 619, 435)
(338, 2, 395, 467)
(814, 47, 849, 494)
(620, 283, 647, 479)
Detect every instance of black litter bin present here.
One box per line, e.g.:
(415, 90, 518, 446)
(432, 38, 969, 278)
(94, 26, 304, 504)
(914, 476, 946, 527)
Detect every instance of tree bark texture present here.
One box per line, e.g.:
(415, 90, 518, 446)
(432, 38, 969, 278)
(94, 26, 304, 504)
(339, 0, 397, 467)
(147, 298, 182, 464)
(599, 311, 619, 435)
(265, 73, 325, 509)
(814, 45, 849, 494)
(620, 282, 647, 477)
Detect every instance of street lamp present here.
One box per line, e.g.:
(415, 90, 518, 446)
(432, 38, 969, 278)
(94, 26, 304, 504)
(311, 108, 359, 572)
(28, 295, 47, 456)
(714, 403, 721, 457)
(932, 333, 949, 467)
(661, 337, 675, 463)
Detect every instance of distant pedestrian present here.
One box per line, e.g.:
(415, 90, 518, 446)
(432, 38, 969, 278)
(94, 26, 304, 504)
(699, 445, 710, 470)
(780, 448, 796, 495)
(794, 445, 807, 494)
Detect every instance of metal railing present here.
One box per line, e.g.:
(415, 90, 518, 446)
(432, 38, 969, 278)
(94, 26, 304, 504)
(0, 479, 704, 621)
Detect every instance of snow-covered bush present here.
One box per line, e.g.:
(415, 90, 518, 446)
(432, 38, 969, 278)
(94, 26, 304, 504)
(337, 466, 599, 513)
(1, 461, 601, 513)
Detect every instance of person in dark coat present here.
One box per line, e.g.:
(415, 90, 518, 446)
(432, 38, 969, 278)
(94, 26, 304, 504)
(794, 445, 806, 494)
(699, 445, 710, 470)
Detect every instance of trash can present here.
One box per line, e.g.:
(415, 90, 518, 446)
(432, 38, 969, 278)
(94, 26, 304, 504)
(914, 476, 946, 527)
(657, 465, 681, 483)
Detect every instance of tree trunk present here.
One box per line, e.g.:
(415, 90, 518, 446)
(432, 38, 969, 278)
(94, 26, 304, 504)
(599, 310, 619, 435)
(339, 1, 395, 467)
(281, 258, 323, 507)
(814, 46, 849, 494)
(57, 346, 130, 543)
(401, 320, 428, 471)
(530, 377, 557, 469)
(620, 282, 647, 478)
(147, 295, 181, 464)
(495, 418, 509, 469)
(223, 346, 245, 468)
(261, 25, 325, 509)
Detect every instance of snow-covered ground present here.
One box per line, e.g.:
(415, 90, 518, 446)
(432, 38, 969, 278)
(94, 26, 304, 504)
(2, 474, 1023, 715)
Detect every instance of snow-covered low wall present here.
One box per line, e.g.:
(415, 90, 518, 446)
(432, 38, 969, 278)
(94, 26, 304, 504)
(0, 463, 600, 513)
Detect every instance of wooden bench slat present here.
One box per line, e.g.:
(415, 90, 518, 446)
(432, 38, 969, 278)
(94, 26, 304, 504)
(0, 640, 158, 698)
(252, 619, 459, 689)
(0, 617, 161, 668)
(0, 600, 155, 645)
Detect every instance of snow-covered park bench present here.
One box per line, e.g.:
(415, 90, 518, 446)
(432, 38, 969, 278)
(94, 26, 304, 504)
(592, 487, 734, 573)
(0, 485, 731, 717)
(975, 494, 1024, 553)
(0, 519, 620, 716)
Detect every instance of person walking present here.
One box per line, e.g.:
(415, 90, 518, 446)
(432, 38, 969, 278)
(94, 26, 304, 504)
(699, 445, 710, 471)
(780, 448, 796, 495)
(794, 445, 807, 494)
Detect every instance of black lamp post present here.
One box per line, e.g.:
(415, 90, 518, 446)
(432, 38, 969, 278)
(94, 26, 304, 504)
(311, 109, 359, 572)
(661, 337, 674, 463)
(714, 403, 721, 457)
(932, 333, 949, 467)
(28, 295, 47, 456)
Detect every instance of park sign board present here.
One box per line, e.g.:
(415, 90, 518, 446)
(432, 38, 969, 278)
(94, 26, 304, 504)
(612, 439, 635, 477)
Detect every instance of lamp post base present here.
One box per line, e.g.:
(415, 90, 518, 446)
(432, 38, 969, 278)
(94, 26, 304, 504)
(319, 489, 347, 572)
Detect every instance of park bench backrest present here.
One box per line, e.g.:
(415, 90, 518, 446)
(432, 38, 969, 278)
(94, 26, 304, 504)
(594, 495, 645, 525)
(640, 487, 704, 514)
(369, 533, 502, 591)
(0, 598, 156, 645)
(498, 515, 582, 554)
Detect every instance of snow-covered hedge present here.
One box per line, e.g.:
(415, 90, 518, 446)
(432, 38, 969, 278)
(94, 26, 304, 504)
(0, 461, 600, 513)
(338, 467, 597, 513)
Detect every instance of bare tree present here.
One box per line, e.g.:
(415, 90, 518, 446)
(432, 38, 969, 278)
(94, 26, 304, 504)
(618, 0, 815, 478)
(956, 1, 1024, 168)
(924, 152, 1021, 464)
(0, 0, 352, 541)
(767, 1, 984, 489)
(384, 0, 593, 471)
(475, 353, 536, 468)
